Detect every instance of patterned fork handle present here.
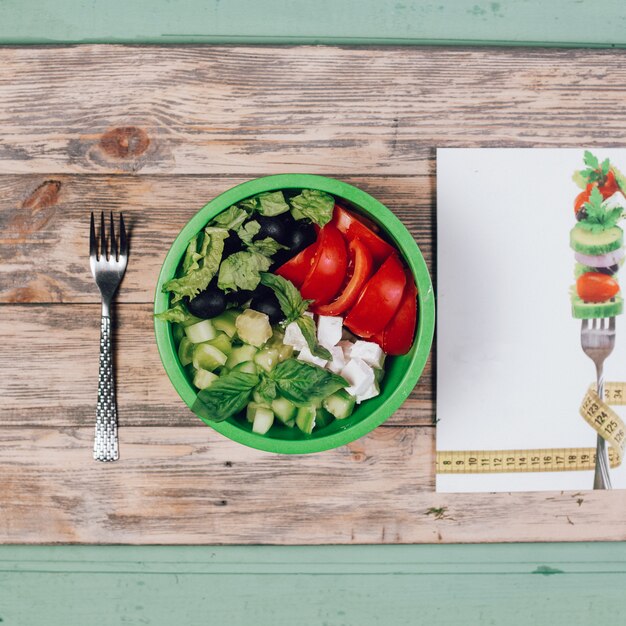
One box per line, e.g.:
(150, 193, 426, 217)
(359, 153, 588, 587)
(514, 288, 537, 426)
(94, 315, 119, 461)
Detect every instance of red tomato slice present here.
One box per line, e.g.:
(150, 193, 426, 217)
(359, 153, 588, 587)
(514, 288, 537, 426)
(331, 205, 395, 267)
(275, 241, 319, 288)
(300, 223, 348, 304)
(344, 253, 406, 338)
(313, 239, 374, 316)
(576, 272, 620, 303)
(377, 269, 418, 355)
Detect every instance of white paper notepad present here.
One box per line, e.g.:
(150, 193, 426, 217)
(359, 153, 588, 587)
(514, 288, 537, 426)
(436, 148, 626, 492)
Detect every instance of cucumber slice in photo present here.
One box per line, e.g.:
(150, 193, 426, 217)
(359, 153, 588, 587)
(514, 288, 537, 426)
(315, 407, 335, 429)
(225, 344, 259, 369)
(570, 225, 623, 256)
(185, 319, 217, 344)
(192, 343, 228, 371)
(251, 406, 275, 435)
(177, 336, 195, 367)
(232, 361, 258, 375)
(254, 347, 280, 373)
(271, 396, 297, 424)
(323, 389, 356, 420)
(212, 309, 240, 338)
(193, 368, 218, 390)
(295, 405, 317, 434)
(571, 295, 624, 319)
(206, 332, 233, 357)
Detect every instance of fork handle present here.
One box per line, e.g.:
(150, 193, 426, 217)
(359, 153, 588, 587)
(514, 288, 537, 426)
(593, 367, 611, 489)
(94, 315, 119, 461)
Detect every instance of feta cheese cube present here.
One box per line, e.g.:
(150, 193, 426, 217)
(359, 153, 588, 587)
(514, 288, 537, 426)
(340, 357, 375, 397)
(327, 345, 346, 374)
(350, 340, 385, 369)
(283, 321, 308, 351)
(297, 346, 328, 368)
(317, 315, 343, 348)
(338, 340, 353, 360)
(356, 380, 380, 404)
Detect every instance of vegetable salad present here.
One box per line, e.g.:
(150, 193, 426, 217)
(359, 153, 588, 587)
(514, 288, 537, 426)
(571, 152, 626, 319)
(156, 188, 418, 436)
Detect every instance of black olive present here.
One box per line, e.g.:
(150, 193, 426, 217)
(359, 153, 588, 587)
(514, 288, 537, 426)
(227, 289, 253, 306)
(254, 215, 290, 245)
(250, 292, 285, 325)
(288, 222, 316, 255)
(223, 232, 243, 257)
(187, 285, 227, 319)
(576, 208, 588, 222)
(595, 264, 620, 275)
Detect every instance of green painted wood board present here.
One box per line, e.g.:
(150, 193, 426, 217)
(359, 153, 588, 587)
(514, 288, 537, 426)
(0, 543, 625, 625)
(1, 0, 626, 46)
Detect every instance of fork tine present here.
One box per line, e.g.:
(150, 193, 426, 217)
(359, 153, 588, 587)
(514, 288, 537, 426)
(119, 212, 127, 256)
(610, 316, 616, 331)
(100, 211, 107, 260)
(110, 211, 117, 261)
(90, 212, 97, 259)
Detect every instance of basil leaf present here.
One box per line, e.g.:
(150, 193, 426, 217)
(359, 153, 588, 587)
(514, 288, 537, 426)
(154, 304, 192, 324)
(257, 191, 290, 216)
(269, 359, 348, 406)
(259, 273, 311, 322)
(255, 375, 277, 403)
(218, 250, 272, 292)
(296, 316, 332, 360)
(192, 371, 260, 422)
(163, 227, 229, 302)
(211, 205, 248, 230)
(289, 189, 334, 226)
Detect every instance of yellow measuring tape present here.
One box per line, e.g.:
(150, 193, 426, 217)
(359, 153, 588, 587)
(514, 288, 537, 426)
(436, 382, 626, 474)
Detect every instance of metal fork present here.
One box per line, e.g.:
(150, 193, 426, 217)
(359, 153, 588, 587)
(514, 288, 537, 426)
(580, 316, 616, 489)
(89, 212, 128, 461)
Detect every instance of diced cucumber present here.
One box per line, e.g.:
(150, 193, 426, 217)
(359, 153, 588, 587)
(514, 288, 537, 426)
(284, 418, 296, 428)
(315, 407, 335, 429)
(235, 309, 272, 347)
(185, 319, 217, 343)
(225, 344, 259, 369)
(277, 343, 294, 362)
(193, 368, 218, 390)
(323, 389, 356, 420)
(206, 332, 233, 356)
(570, 224, 623, 255)
(172, 323, 185, 344)
(295, 405, 317, 434)
(252, 406, 275, 435)
(181, 314, 204, 328)
(271, 396, 297, 424)
(232, 361, 258, 375)
(192, 343, 228, 371)
(246, 401, 268, 423)
(212, 309, 240, 338)
(254, 347, 280, 372)
(252, 390, 271, 405)
(177, 336, 194, 367)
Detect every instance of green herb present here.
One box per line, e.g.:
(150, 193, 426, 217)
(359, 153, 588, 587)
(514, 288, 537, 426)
(579, 186, 624, 232)
(296, 315, 332, 360)
(257, 191, 290, 216)
(259, 273, 331, 359)
(192, 370, 260, 422)
(289, 189, 335, 226)
(163, 227, 229, 302)
(576, 150, 613, 186)
(267, 359, 348, 406)
(210, 205, 248, 230)
(218, 250, 272, 292)
(154, 304, 192, 324)
(255, 375, 278, 403)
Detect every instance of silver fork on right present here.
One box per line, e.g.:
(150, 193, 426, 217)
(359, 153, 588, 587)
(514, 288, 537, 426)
(580, 316, 616, 489)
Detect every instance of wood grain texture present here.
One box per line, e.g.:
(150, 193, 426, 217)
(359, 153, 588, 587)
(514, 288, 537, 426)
(2, 45, 626, 545)
(2, 46, 626, 175)
(0, 304, 433, 427)
(2, 425, 626, 544)
(0, 174, 433, 304)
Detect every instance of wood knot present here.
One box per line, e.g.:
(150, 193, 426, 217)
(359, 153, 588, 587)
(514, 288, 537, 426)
(22, 180, 61, 211)
(99, 126, 150, 158)
(8, 180, 62, 238)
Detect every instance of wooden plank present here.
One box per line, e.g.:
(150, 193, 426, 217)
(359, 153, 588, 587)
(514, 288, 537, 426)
(0, 304, 433, 427)
(0, 174, 432, 304)
(2, 426, 626, 544)
(1, 0, 626, 47)
(1, 546, 624, 626)
(2, 46, 626, 175)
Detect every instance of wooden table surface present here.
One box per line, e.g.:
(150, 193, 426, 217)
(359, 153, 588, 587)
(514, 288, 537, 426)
(3, 44, 626, 545)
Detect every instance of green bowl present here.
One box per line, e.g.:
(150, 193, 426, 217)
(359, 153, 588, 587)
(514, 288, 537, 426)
(154, 174, 434, 453)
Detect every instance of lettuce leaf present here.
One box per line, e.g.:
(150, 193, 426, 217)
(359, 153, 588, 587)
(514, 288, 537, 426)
(217, 250, 272, 292)
(257, 191, 290, 216)
(163, 227, 229, 302)
(210, 205, 248, 230)
(289, 189, 334, 226)
(154, 304, 193, 324)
